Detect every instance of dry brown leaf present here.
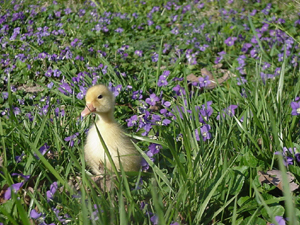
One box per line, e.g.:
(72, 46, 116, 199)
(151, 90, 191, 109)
(24, 187, 33, 206)
(186, 67, 236, 90)
(149, 101, 162, 112)
(257, 136, 273, 151)
(64, 176, 82, 193)
(64, 174, 116, 193)
(27, 175, 46, 190)
(0, 184, 9, 204)
(186, 74, 199, 83)
(17, 84, 44, 93)
(258, 170, 299, 192)
(154, 66, 167, 70)
(166, 23, 182, 29)
(200, 68, 213, 79)
(91, 175, 116, 191)
(213, 63, 223, 69)
(0, 156, 3, 168)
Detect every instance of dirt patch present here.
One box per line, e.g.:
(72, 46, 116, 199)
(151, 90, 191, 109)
(17, 84, 44, 93)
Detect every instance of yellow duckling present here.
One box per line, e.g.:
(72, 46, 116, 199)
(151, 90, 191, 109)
(81, 84, 142, 175)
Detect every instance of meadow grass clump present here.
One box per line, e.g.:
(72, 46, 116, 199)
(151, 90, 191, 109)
(1, 0, 300, 224)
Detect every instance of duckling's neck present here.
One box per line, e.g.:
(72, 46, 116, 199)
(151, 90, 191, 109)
(96, 111, 116, 124)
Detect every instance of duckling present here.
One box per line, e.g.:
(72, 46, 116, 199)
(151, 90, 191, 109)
(81, 84, 142, 175)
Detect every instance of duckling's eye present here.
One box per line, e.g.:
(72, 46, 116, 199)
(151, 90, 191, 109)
(98, 95, 103, 99)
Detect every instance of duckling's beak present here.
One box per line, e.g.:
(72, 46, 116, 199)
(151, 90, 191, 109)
(81, 103, 96, 117)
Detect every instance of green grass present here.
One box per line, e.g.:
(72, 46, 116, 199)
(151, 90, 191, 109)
(1, 0, 300, 224)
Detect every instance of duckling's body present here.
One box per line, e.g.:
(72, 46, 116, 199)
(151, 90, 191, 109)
(82, 85, 141, 175)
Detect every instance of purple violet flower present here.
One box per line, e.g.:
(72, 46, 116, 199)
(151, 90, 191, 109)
(171, 27, 179, 35)
(47, 182, 58, 201)
(157, 77, 168, 87)
(45, 69, 52, 77)
(134, 50, 143, 57)
(157, 71, 170, 87)
(13, 107, 21, 116)
(199, 44, 209, 52)
(260, 72, 275, 84)
(215, 51, 226, 64)
(4, 182, 24, 200)
(241, 43, 252, 53)
(132, 13, 138, 19)
(11, 173, 30, 181)
(186, 50, 198, 65)
(127, 115, 139, 127)
(226, 105, 238, 116)
(261, 3, 272, 15)
(251, 33, 262, 44)
(237, 76, 247, 85)
(141, 158, 151, 171)
(291, 101, 300, 115)
(163, 44, 172, 54)
(217, 105, 238, 120)
(161, 70, 170, 78)
(250, 9, 257, 16)
(65, 8, 72, 14)
(30, 209, 42, 219)
(275, 147, 298, 166)
(15, 153, 25, 163)
(109, 84, 122, 97)
(10, 27, 21, 41)
(198, 3, 204, 9)
(141, 123, 152, 136)
(250, 49, 258, 58)
(148, 20, 154, 26)
(151, 114, 161, 123)
(115, 28, 124, 33)
(64, 133, 80, 147)
(152, 52, 159, 62)
(295, 153, 300, 163)
(150, 215, 158, 225)
(59, 82, 72, 95)
(146, 93, 160, 106)
(132, 90, 143, 100)
(260, 23, 269, 33)
(53, 69, 61, 77)
(34, 143, 50, 159)
(40, 104, 49, 116)
(2, 92, 8, 99)
(173, 85, 186, 96)
(148, 143, 161, 155)
(155, 25, 162, 30)
(199, 102, 213, 124)
(200, 124, 212, 141)
(76, 86, 87, 100)
(78, 9, 86, 17)
(162, 119, 171, 126)
(199, 76, 211, 88)
(278, 53, 284, 62)
(262, 62, 271, 70)
(270, 216, 286, 225)
(225, 37, 237, 46)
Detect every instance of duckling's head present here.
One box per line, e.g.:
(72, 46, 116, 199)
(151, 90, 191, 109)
(81, 84, 115, 117)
